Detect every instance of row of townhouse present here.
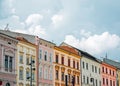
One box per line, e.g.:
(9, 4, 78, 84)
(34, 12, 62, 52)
(0, 29, 120, 86)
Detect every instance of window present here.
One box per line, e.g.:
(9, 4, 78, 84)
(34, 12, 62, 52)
(49, 53, 52, 62)
(83, 62, 85, 69)
(56, 70, 59, 80)
(95, 66, 97, 73)
(49, 68, 52, 80)
(68, 74, 70, 83)
(102, 67, 104, 73)
(68, 59, 70, 67)
(6, 83, 10, 86)
(26, 70, 29, 80)
(77, 62, 79, 70)
(39, 66, 42, 78)
(86, 63, 88, 70)
(99, 81, 101, 86)
(113, 71, 114, 76)
(96, 79, 98, 86)
(87, 77, 89, 84)
(77, 76, 79, 84)
(9, 57, 12, 72)
(19, 68, 23, 80)
(44, 67, 47, 79)
(113, 81, 115, 86)
(106, 68, 108, 74)
(92, 65, 94, 72)
(61, 57, 64, 65)
(110, 69, 111, 75)
(83, 75, 85, 83)
(26, 57, 29, 65)
(73, 61, 75, 68)
(32, 72, 35, 80)
(39, 49, 42, 59)
(5, 55, 13, 72)
(61, 72, 64, 81)
(106, 79, 108, 85)
(5, 55, 8, 71)
(56, 54, 58, 63)
(74, 75, 76, 84)
(19, 54, 23, 63)
(103, 78, 105, 85)
(110, 80, 112, 86)
(99, 68, 100, 74)
(44, 51, 47, 61)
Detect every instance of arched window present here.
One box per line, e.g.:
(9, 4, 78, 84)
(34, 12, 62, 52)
(6, 83, 10, 86)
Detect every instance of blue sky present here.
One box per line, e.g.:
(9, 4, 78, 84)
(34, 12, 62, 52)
(0, 0, 120, 61)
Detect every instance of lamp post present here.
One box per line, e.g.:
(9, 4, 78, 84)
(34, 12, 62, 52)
(65, 75, 75, 86)
(28, 57, 35, 86)
(65, 75, 68, 86)
(72, 76, 75, 86)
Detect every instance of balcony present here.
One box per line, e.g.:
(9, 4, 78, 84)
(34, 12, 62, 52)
(0, 67, 16, 74)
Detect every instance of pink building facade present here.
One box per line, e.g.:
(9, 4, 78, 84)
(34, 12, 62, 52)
(0, 33, 17, 86)
(38, 38, 55, 86)
(102, 62, 117, 86)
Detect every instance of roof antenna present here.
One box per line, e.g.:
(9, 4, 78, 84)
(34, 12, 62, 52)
(4, 24, 9, 30)
(105, 53, 108, 58)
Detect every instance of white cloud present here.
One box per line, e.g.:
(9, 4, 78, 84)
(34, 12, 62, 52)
(80, 29, 92, 37)
(64, 32, 120, 55)
(25, 14, 43, 26)
(28, 25, 46, 36)
(24, 14, 47, 38)
(51, 14, 63, 27)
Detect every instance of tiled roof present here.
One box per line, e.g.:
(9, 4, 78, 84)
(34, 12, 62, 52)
(0, 30, 55, 45)
(60, 42, 101, 63)
(0, 30, 36, 43)
(103, 58, 120, 69)
(59, 46, 80, 55)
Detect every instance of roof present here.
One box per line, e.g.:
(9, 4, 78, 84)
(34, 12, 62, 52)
(59, 46, 80, 55)
(39, 37, 56, 45)
(0, 29, 36, 43)
(103, 58, 120, 69)
(60, 42, 101, 63)
(0, 32, 18, 42)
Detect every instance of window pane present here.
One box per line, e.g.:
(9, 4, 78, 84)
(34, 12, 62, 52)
(26, 71, 29, 80)
(56, 55, 58, 63)
(19, 69, 23, 80)
(19, 55, 23, 63)
(5, 55, 8, 71)
(44, 52, 47, 61)
(9, 57, 12, 72)
(50, 53, 52, 62)
(39, 49, 42, 59)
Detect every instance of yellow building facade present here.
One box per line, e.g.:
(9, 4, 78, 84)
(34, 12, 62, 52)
(53, 46, 81, 86)
(117, 69, 120, 86)
(16, 37, 37, 86)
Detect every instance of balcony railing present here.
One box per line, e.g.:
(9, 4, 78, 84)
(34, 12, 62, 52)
(0, 67, 16, 74)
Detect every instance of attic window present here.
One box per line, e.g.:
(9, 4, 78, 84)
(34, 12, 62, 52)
(8, 42, 11, 45)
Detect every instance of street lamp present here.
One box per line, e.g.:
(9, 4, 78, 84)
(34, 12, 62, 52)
(27, 57, 35, 86)
(65, 75, 75, 86)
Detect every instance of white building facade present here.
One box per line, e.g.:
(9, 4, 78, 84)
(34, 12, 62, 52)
(81, 53, 101, 86)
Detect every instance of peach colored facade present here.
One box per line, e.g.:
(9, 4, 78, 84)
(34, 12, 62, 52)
(102, 62, 117, 86)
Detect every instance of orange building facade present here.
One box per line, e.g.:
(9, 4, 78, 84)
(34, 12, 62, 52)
(102, 62, 117, 86)
(53, 46, 81, 86)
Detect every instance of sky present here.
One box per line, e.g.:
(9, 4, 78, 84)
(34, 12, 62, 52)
(0, 0, 120, 61)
